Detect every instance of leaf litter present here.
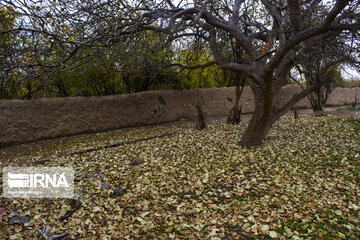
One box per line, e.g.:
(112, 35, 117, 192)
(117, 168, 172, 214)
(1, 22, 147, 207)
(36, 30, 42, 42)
(0, 115, 359, 239)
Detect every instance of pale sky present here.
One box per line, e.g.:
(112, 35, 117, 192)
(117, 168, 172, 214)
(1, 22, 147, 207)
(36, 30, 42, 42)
(342, 67, 360, 81)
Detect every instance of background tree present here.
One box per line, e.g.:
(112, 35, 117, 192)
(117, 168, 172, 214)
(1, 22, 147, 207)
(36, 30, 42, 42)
(1, 0, 359, 147)
(0, 6, 20, 99)
(112, 31, 178, 93)
(291, 27, 360, 111)
(293, 63, 343, 112)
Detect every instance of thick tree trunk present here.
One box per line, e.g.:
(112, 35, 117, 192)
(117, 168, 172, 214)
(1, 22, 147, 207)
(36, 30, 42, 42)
(309, 90, 324, 112)
(239, 77, 319, 148)
(240, 115, 273, 147)
(239, 87, 276, 147)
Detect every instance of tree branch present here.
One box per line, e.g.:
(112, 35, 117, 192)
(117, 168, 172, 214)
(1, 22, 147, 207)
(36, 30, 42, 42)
(265, 0, 350, 73)
(164, 61, 216, 70)
(230, 0, 245, 25)
(272, 84, 318, 123)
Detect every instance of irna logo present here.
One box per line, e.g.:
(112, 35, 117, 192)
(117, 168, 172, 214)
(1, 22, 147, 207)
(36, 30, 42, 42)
(8, 173, 69, 188)
(3, 167, 74, 198)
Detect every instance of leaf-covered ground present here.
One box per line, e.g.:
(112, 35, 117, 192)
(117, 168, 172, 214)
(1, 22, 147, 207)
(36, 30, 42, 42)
(1, 115, 360, 239)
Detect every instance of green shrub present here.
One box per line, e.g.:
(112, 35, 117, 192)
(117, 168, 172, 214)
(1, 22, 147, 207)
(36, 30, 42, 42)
(338, 80, 360, 88)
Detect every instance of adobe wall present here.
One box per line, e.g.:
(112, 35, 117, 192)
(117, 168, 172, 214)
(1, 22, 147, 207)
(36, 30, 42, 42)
(0, 85, 359, 147)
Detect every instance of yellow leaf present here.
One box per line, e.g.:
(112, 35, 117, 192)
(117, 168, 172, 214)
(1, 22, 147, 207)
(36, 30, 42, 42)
(269, 231, 278, 238)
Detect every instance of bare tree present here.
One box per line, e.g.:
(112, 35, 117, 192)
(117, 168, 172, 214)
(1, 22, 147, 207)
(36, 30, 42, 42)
(0, 0, 133, 76)
(291, 31, 359, 111)
(133, 0, 359, 147)
(2, 0, 360, 147)
(294, 62, 342, 112)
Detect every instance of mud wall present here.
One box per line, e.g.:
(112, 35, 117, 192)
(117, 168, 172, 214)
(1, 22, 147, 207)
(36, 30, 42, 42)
(1, 85, 359, 147)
